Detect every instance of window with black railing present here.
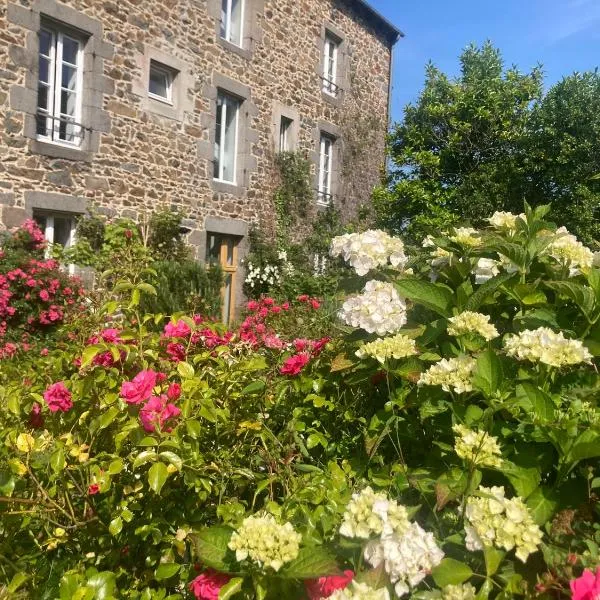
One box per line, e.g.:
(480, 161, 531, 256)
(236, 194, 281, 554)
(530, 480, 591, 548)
(317, 133, 335, 206)
(322, 33, 340, 98)
(37, 26, 84, 146)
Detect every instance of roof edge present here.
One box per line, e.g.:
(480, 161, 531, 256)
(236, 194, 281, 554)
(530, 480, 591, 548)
(351, 0, 404, 45)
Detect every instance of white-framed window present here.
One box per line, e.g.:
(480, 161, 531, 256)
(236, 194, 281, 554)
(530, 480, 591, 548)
(221, 0, 244, 47)
(37, 26, 84, 146)
(33, 212, 78, 273)
(214, 91, 240, 184)
(148, 61, 175, 104)
(279, 117, 293, 152)
(322, 33, 340, 97)
(317, 134, 335, 205)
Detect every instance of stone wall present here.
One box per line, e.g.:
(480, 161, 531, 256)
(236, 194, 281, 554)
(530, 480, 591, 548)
(0, 0, 396, 306)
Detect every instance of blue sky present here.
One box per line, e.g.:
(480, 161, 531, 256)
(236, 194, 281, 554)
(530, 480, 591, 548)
(368, 0, 600, 123)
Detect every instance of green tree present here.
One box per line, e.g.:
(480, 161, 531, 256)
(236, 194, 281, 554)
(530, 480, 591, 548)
(376, 42, 543, 243)
(530, 70, 600, 244)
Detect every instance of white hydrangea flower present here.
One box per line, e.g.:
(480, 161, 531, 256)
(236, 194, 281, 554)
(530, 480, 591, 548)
(339, 487, 410, 539)
(356, 333, 418, 364)
(465, 486, 543, 562)
(330, 230, 408, 276)
(339, 281, 408, 336)
(488, 211, 525, 230)
(228, 513, 301, 571)
(473, 258, 500, 285)
(450, 227, 481, 248)
(447, 311, 499, 341)
(329, 581, 391, 600)
(453, 424, 502, 468)
(504, 327, 592, 367)
(364, 522, 444, 598)
(543, 226, 594, 276)
(418, 356, 477, 394)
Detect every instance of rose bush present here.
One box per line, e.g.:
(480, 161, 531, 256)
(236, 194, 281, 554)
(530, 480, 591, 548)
(1, 204, 599, 598)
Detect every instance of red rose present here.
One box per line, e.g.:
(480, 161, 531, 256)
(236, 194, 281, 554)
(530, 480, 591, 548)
(305, 570, 354, 599)
(189, 570, 232, 600)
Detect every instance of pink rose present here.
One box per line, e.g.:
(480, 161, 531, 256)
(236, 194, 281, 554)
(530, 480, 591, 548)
(189, 570, 232, 600)
(247, 300, 259, 311)
(280, 352, 311, 376)
(571, 567, 600, 600)
(120, 370, 158, 405)
(43, 382, 73, 413)
(139, 395, 181, 433)
(167, 383, 181, 401)
(39, 289, 50, 301)
(166, 342, 186, 362)
(163, 320, 192, 339)
(100, 328, 122, 343)
(88, 483, 100, 495)
(305, 570, 354, 599)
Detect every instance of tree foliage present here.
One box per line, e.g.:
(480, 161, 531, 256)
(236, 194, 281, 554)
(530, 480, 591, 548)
(377, 42, 600, 245)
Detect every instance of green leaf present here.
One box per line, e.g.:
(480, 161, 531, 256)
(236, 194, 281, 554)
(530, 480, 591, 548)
(148, 462, 169, 495)
(241, 380, 266, 395)
(159, 451, 183, 471)
(465, 272, 515, 311)
(186, 419, 202, 438)
(516, 384, 555, 423)
(177, 361, 195, 379)
(109, 517, 123, 536)
(567, 430, 600, 461)
(137, 282, 157, 296)
(431, 558, 473, 587)
(108, 458, 124, 475)
(503, 463, 541, 499)
(60, 573, 81, 600)
(132, 450, 158, 470)
(218, 577, 244, 599)
(544, 281, 596, 319)
(95, 406, 120, 432)
(8, 572, 29, 593)
(191, 526, 236, 572)
(0, 472, 15, 496)
(280, 546, 339, 579)
(86, 571, 116, 600)
(472, 349, 503, 398)
(81, 345, 102, 369)
(240, 356, 268, 371)
(155, 563, 180, 581)
(483, 546, 505, 576)
(395, 279, 453, 317)
(50, 447, 65, 474)
(526, 486, 559, 525)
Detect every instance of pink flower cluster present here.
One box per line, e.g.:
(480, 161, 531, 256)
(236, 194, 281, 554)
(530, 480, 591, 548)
(120, 369, 181, 433)
(1, 220, 85, 359)
(189, 570, 232, 600)
(571, 567, 600, 600)
(86, 328, 128, 367)
(162, 316, 234, 362)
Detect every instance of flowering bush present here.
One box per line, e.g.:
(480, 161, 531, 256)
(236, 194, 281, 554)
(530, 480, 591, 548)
(1, 204, 600, 598)
(0, 220, 85, 359)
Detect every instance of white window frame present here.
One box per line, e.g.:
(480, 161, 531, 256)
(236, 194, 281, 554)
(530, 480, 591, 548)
(279, 117, 292, 152)
(214, 91, 240, 185)
(37, 26, 84, 148)
(148, 61, 174, 104)
(221, 0, 245, 47)
(317, 134, 334, 206)
(322, 33, 340, 97)
(36, 212, 78, 274)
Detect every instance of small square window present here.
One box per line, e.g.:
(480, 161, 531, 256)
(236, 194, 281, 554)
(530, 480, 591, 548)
(149, 61, 175, 104)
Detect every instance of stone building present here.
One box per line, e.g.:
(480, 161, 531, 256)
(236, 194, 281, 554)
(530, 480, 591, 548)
(0, 0, 401, 320)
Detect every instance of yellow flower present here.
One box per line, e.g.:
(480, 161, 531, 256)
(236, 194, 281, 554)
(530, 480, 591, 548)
(448, 312, 499, 341)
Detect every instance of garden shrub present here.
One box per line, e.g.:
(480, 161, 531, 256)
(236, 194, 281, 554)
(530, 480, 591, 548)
(1, 204, 600, 599)
(0, 220, 85, 359)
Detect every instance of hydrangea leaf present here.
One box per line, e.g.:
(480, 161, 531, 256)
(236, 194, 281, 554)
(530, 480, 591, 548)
(431, 557, 473, 587)
(279, 546, 339, 579)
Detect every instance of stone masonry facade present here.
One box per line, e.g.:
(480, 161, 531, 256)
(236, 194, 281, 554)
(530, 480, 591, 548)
(0, 0, 400, 309)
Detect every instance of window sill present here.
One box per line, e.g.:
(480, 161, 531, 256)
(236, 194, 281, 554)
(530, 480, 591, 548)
(146, 97, 181, 121)
(29, 139, 91, 162)
(218, 36, 252, 60)
(211, 178, 244, 196)
(321, 90, 344, 107)
(148, 93, 173, 106)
